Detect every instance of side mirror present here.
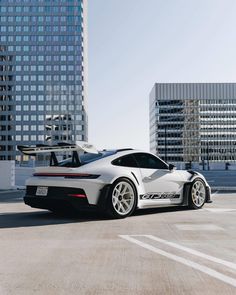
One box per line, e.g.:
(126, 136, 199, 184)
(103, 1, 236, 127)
(169, 163, 176, 171)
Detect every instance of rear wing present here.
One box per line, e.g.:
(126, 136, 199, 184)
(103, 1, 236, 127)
(17, 141, 99, 166)
(17, 141, 99, 155)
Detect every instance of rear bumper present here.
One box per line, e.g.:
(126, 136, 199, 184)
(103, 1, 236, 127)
(24, 186, 96, 211)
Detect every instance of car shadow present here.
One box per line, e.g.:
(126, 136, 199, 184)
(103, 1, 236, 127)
(0, 205, 190, 229)
(0, 210, 107, 229)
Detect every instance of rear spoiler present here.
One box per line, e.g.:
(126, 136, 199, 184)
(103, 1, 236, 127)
(17, 141, 99, 155)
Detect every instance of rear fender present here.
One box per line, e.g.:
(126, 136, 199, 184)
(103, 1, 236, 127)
(97, 173, 143, 211)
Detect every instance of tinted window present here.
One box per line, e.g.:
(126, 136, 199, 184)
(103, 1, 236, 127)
(58, 150, 116, 167)
(133, 153, 168, 169)
(112, 154, 138, 167)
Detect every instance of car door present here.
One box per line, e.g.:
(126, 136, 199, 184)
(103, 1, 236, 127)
(133, 153, 184, 204)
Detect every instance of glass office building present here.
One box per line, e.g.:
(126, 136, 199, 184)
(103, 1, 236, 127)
(0, 0, 88, 161)
(150, 83, 236, 163)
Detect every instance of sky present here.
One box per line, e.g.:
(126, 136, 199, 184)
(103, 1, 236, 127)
(87, 0, 236, 151)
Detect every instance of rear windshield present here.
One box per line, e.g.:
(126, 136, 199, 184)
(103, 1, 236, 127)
(57, 150, 116, 167)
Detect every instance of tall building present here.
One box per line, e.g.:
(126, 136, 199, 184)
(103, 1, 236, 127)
(0, 0, 88, 161)
(150, 83, 236, 163)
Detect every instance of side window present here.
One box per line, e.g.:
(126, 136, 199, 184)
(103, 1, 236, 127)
(112, 155, 138, 167)
(133, 153, 168, 169)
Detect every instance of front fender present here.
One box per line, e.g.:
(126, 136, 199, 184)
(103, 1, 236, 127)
(185, 172, 212, 204)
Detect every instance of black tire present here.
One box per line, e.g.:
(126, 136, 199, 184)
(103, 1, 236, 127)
(106, 178, 137, 219)
(188, 178, 207, 209)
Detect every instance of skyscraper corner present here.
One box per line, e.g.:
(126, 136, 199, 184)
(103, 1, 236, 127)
(0, 0, 88, 161)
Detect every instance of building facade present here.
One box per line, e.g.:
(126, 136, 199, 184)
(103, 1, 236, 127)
(0, 0, 88, 161)
(150, 83, 236, 163)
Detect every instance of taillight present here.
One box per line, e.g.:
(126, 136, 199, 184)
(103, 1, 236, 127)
(33, 173, 100, 179)
(68, 194, 87, 198)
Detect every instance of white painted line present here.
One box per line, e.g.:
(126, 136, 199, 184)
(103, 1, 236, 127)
(143, 235, 236, 271)
(205, 208, 236, 213)
(120, 235, 236, 288)
(175, 224, 223, 231)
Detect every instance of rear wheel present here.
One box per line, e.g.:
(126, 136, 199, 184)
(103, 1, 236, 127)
(189, 178, 206, 209)
(106, 178, 137, 218)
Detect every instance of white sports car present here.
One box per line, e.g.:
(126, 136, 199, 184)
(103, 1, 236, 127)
(18, 142, 212, 219)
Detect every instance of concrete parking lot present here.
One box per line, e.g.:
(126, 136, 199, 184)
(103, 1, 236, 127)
(0, 190, 236, 295)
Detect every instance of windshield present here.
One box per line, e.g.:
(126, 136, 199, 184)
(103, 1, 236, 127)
(57, 150, 116, 167)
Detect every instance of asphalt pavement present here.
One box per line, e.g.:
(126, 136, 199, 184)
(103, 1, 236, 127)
(0, 191, 236, 294)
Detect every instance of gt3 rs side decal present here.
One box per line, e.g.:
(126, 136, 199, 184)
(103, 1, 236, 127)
(140, 193, 180, 200)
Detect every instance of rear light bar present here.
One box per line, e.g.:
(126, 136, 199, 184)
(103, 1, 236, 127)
(68, 194, 87, 198)
(33, 173, 100, 179)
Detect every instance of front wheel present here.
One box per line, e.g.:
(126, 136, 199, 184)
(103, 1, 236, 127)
(106, 178, 137, 219)
(188, 178, 207, 209)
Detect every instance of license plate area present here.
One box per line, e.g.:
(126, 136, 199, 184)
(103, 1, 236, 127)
(36, 186, 48, 196)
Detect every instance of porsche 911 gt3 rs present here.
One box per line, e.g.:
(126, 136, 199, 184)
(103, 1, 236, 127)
(18, 142, 212, 218)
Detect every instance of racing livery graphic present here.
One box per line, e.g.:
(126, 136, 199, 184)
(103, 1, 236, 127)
(18, 142, 212, 218)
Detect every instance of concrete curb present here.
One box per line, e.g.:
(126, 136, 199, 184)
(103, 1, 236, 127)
(0, 187, 25, 194)
(0, 190, 18, 194)
(211, 187, 236, 192)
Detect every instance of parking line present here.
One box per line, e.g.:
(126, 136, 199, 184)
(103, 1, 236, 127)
(143, 235, 236, 271)
(205, 208, 236, 213)
(120, 235, 236, 288)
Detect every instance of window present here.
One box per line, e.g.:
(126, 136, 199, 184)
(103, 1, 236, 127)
(58, 151, 116, 168)
(133, 153, 168, 169)
(112, 155, 138, 168)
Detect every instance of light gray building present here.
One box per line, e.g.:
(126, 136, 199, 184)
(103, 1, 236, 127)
(0, 0, 88, 161)
(150, 83, 236, 165)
